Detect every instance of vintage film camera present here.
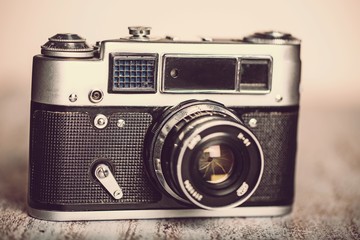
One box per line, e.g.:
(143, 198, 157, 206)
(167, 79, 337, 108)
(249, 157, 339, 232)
(29, 27, 301, 221)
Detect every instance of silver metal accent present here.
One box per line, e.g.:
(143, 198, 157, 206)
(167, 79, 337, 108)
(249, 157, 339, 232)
(116, 119, 126, 128)
(244, 31, 301, 45)
(113, 190, 122, 198)
(89, 89, 104, 103)
(68, 93, 77, 102)
(237, 132, 251, 147)
(188, 134, 201, 150)
(94, 164, 123, 200)
(236, 182, 249, 196)
(153, 156, 189, 203)
(41, 33, 95, 58)
(248, 118, 257, 128)
(184, 180, 203, 201)
(275, 94, 283, 102)
(170, 68, 179, 78)
(28, 206, 292, 221)
(32, 40, 301, 107)
(128, 26, 151, 41)
(48, 34, 85, 42)
(94, 114, 108, 129)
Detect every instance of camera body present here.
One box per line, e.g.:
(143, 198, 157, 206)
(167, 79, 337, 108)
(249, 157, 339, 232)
(29, 27, 301, 221)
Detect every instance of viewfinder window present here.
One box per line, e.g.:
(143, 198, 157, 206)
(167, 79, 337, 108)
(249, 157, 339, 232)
(239, 59, 271, 92)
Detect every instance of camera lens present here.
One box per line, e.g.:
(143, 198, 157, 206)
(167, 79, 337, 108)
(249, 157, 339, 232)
(197, 143, 235, 184)
(145, 100, 264, 209)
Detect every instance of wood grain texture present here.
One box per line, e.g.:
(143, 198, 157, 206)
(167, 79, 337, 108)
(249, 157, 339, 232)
(0, 90, 359, 239)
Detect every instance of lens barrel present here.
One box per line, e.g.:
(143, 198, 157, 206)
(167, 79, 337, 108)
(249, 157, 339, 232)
(145, 100, 264, 209)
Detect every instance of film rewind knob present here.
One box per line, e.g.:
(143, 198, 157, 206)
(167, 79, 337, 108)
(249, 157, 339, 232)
(41, 33, 95, 58)
(94, 164, 123, 200)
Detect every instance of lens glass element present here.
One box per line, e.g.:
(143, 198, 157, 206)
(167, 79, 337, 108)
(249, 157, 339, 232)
(197, 144, 235, 184)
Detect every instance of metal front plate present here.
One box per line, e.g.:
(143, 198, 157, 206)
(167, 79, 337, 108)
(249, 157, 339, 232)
(28, 206, 292, 221)
(31, 41, 301, 107)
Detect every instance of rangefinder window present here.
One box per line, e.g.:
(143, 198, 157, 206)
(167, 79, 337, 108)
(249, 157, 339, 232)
(239, 58, 271, 92)
(163, 57, 237, 92)
(109, 54, 157, 93)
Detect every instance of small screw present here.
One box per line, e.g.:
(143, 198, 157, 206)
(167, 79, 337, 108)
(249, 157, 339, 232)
(94, 114, 108, 129)
(69, 93, 78, 102)
(249, 118, 257, 128)
(95, 166, 109, 179)
(113, 190, 123, 199)
(97, 118, 106, 125)
(117, 119, 126, 128)
(275, 94, 283, 102)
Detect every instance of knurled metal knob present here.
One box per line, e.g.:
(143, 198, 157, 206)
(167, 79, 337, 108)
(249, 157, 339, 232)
(41, 33, 95, 58)
(128, 26, 151, 41)
(243, 31, 300, 45)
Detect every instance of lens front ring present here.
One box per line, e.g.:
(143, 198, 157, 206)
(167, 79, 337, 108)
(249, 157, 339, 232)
(175, 120, 264, 210)
(146, 101, 264, 209)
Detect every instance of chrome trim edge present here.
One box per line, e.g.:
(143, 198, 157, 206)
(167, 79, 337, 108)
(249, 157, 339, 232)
(31, 42, 301, 107)
(28, 206, 292, 221)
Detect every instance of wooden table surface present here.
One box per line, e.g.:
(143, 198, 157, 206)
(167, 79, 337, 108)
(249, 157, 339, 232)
(0, 91, 359, 239)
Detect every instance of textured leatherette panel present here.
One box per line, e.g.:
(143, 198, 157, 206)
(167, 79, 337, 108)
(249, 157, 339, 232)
(29, 104, 297, 208)
(30, 110, 161, 205)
